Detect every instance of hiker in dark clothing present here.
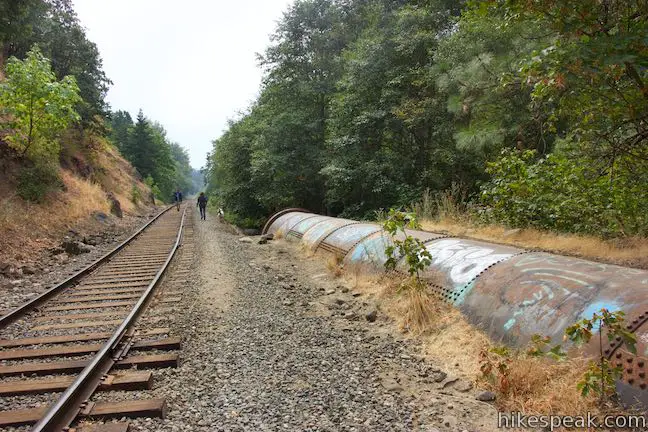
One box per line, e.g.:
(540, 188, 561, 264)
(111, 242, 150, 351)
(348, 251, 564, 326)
(197, 192, 208, 220)
(173, 189, 183, 211)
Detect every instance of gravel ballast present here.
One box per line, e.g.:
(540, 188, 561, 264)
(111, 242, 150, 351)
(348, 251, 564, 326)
(122, 210, 502, 432)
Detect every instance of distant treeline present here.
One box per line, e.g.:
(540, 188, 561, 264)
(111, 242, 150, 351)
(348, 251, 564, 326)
(205, 0, 647, 236)
(110, 110, 200, 201)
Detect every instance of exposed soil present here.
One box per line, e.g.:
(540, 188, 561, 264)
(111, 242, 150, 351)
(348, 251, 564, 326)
(0, 207, 161, 314)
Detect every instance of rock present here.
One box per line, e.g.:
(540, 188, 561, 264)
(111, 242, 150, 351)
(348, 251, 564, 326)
(334, 298, 345, 306)
(441, 415, 457, 428)
(106, 193, 123, 218)
(365, 309, 378, 322)
(261, 233, 274, 241)
(21, 265, 37, 275)
(433, 371, 447, 383)
(92, 211, 110, 223)
(238, 237, 253, 243)
(381, 378, 403, 392)
(0, 262, 18, 277)
(282, 300, 294, 306)
(325, 289, 336, 295)
(476, 391, 496, 402)
(340, 287, 349, 293)
(258, 238, 268, 245)
(54, 253, 69, 263)
(49, 247, 65, 256)
(83, 236, 100, 246)
(61, 240, 92, 255)
(242, 228, 260, 236)
(454, 380, 473, 392)
(503, 228, 521, 238)
(441, 376, 459, 388)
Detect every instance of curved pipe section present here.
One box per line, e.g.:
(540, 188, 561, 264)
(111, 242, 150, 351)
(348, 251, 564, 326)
(264, 209, 648, 407)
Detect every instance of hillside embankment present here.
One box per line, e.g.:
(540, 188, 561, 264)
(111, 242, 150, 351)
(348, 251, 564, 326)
(0, 132, 158, 304)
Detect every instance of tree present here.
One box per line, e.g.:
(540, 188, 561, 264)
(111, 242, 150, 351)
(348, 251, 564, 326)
(498, 0, 648, 166)
(0, 46, 80, 161)
(109, 110, 133, 152)
(0, 0, 111, 122)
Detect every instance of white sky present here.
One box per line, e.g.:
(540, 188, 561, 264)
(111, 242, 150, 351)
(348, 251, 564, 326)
(73, 0, 292, 169)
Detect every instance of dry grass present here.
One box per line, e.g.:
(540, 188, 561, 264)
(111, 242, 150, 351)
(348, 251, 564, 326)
(494, 356, 595, 415)
(0, 169, 112, 262)
(326, 254, 344, 277)
(333, 266, 607, 425)
(57, 171, 110, 219)
(0, 137, 153, 264)
(421, 218, 648, 269)
(89, 142, 150, 214)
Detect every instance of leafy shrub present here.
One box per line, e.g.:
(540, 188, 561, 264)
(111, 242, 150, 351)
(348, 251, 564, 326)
(479, 149, 648, 237)
(131, 185, 142, 204)
(566, 309, 636, 400)
(382, 209, 432, 284)
(0, 47, 80, 161)
(17, 163, 63, 203)
(144, 175, 162, 203)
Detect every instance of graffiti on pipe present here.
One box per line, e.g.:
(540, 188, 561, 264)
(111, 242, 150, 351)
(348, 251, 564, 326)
(322, 224, 381, 254)
(463, 253, 648, 346)
(421, 239, 519, 304)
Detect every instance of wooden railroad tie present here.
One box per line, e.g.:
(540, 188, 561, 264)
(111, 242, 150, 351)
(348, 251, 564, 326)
(0, 398, 167, 427)
(0, 337, 181, 361)
(0, 353, 180, 377)
(0, 371, 153, 396)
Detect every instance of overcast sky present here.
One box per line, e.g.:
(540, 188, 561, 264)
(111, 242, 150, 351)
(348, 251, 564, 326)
(73, 0, 293, 169)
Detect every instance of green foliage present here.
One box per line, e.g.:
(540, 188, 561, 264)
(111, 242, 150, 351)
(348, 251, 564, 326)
(565, 309, 637, 399)
(1, 0, 111, 122)
(17, 162, 63, 202)
(479, 345, 513, 395)
(204, 0, 647, 238)
(110, 110, 194, 203)
(479, 149, 648, 236)
(382, 209, 432, 280)
(499, 0, 648, 168)
(525, 334, 566, 361)
(131, 185, 142, 205)
(144, 175, 162, 203)
(0, 46, 81, 161)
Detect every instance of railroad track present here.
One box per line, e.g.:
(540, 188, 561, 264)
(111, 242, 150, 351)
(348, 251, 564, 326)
(0, 204, 194, 431)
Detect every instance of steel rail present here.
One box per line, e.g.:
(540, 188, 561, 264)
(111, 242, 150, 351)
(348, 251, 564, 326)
(31, 205, 187, 432)
(0, 206, 174, 329)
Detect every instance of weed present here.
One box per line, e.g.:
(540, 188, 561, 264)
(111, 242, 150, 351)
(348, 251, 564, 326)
(381, 209, 432, 281)
(326, 254, 344, 277)
(565, 309, 636, 401)
(17, 163, 63, 202)
(131, 185, 142, 204)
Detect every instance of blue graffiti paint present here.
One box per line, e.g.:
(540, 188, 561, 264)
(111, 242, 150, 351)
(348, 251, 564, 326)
(504, 318, 516, 331)
(453, 280, 475, 306)
(580, 301, 621, 320)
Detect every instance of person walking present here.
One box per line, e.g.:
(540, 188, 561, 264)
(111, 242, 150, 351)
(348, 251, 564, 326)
(197, 192, 208, 220)
(173, 189, 183, 211)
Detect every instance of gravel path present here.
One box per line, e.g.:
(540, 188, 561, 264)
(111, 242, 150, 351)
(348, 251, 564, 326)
(120, 209, 504, 432)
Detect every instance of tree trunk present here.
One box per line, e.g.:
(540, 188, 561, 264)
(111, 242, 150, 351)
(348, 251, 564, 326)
(0, 42, 9, 79)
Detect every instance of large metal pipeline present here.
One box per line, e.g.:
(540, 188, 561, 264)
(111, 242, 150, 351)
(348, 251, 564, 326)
(262, 209, 648, 407)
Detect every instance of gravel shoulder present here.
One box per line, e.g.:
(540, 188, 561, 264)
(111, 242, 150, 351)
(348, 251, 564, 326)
(125, 209, 505, 432)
